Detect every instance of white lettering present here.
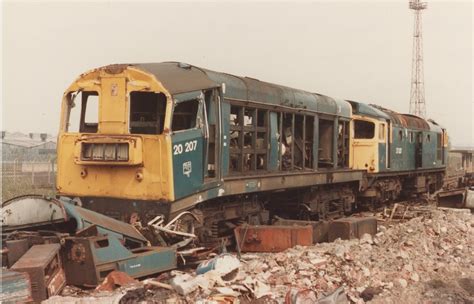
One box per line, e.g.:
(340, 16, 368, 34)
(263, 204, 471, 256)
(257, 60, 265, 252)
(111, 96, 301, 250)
(174, 140, 198, 155)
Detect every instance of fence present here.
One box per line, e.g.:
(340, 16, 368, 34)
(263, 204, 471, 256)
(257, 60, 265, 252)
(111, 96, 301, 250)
(2, 160, 57, 188)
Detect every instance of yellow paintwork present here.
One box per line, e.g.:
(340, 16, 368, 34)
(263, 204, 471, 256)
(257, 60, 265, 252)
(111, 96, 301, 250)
(351, 115, 386, 173)
(100, 77, 127, 134)
(57, 66, 175, 201)
(348, 126, 354, 169)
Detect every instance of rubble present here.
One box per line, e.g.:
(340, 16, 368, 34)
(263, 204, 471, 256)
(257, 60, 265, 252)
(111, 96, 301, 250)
(17, 206, 474, 303)
(96, 271, 138, 292)
(196, 253, 241, 281)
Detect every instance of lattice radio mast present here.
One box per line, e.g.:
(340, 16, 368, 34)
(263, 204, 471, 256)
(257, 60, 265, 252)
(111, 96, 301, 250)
(409, 0, 427, 117)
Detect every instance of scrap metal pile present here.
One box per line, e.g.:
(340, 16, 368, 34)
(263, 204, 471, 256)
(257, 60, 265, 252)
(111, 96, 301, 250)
(1, 196, 473, 303)
(1, 196, 180, 303)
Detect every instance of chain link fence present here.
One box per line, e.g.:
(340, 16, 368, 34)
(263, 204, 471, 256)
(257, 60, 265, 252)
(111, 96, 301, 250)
(2, 160, 57, 201)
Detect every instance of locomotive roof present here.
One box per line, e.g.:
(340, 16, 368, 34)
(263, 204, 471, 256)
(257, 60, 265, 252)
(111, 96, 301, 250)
(133, 62, 352, 118)
(348, 100, 443, 132)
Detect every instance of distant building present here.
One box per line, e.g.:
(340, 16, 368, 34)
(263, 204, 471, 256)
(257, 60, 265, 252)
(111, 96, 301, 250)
(1, 132, 57, 161)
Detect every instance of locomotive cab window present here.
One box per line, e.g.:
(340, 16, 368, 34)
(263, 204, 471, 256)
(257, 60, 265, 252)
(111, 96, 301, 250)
(379, 123, 385, 140)
(129, 92, 167, 134)
(398, 130, 403, 141)
(65, 91, 99, 133)
(354, 120, 375, 139)
(172, 99, 199, 131)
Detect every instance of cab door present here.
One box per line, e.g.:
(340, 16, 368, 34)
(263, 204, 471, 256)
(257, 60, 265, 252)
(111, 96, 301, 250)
(171, 91, 207, 199)
(202, 89, 221, 185)
(171, 90, 222, 199)
(415, 132, 423, 168)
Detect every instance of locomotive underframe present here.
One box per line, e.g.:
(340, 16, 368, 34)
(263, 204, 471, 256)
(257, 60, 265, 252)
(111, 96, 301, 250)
(79, 178, 360, 244)
(78, 167, 445, 244)
(360, 168, 445, 205)
(79, 168, 364, 222)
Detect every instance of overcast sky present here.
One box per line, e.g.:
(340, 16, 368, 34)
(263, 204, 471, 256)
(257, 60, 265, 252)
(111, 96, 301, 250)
(2, 0, 473, 147)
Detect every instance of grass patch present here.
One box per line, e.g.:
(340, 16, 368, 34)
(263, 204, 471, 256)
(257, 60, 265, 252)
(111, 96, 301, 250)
(1, 176, 56, 202)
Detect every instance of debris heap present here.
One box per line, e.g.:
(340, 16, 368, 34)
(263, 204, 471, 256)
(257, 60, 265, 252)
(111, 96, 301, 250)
(233, 208, 473, 303)
(44, 207, 474, 303)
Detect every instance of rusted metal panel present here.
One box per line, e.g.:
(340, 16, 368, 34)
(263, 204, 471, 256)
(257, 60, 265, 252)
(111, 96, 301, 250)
(273, 217, 329, 244)
(0, 270, 32, 304)
(400, 114, 430, 130)
(47, 267, 67, 296)
(234, 225, 313, 252)
(11, 244, 65, 302)
(328, 217, 377, 242)
(5, 239, 29, 267)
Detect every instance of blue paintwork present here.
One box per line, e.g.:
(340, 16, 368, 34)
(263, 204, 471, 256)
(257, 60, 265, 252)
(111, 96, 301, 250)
(202, 68, 352, 118)
(389, 127, 416, 171)
(373, 122, 445, 173)
(1, 270, 31, 303)
(269, 112, 279, 171)
(61, 199, 148, 245)
(93, 236, 133, 264)
(56, 199, 177, 279)
(221, 102, 230, 176)
(172, 129, 204, 199)
(91, 236, 176, 278)
(422, 131, 437, 168)
(117, 247, 176, 277)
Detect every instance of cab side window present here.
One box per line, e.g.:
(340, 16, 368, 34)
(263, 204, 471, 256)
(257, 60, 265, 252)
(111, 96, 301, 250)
(129, 92, 167, 135)
(172, 100, 199, 131)
(66, 91, 99, 133)
(354, 120, 375, 139)
(379, 124, 385, 140)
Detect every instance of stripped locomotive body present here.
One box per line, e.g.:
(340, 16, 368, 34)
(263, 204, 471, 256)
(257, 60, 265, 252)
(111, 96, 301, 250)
(57, 62, 448, 243)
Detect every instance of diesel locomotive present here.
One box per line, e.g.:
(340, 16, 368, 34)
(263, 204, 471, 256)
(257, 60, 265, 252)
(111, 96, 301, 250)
(56, 62, 448, 243)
